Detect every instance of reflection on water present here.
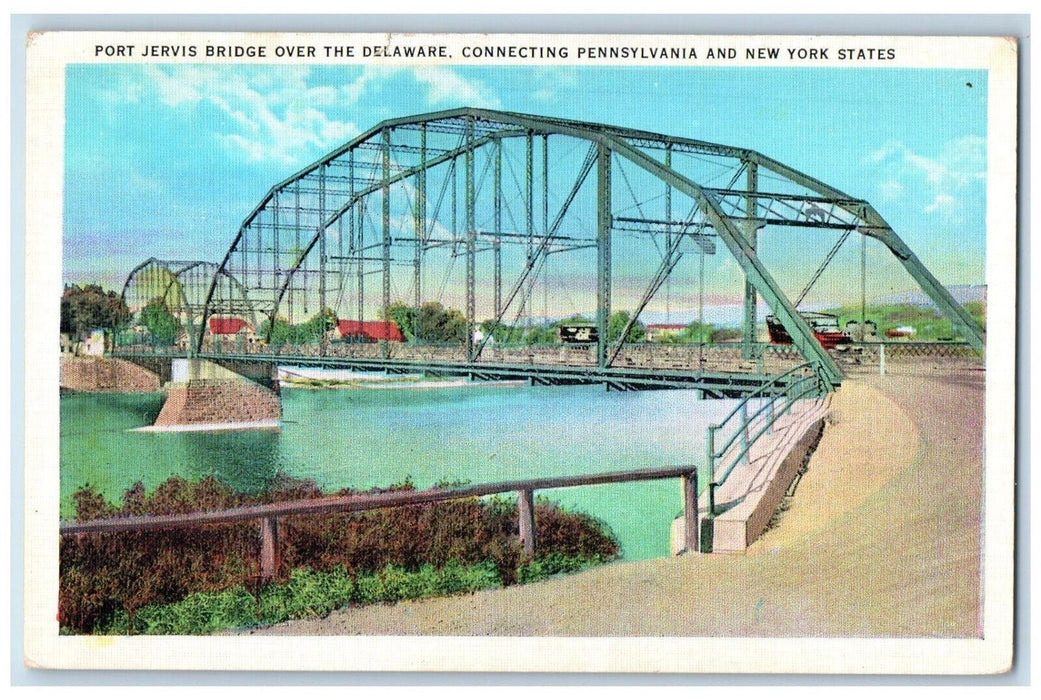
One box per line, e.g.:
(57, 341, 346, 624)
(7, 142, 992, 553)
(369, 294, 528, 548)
(60, 383, 739, 560)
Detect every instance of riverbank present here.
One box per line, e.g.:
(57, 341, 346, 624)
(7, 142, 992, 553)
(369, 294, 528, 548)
(243, 366, 984, 637)
(60, 356, 161, 392)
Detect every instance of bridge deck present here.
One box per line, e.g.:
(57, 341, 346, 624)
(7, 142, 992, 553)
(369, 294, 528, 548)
(112, 348, 800, 397)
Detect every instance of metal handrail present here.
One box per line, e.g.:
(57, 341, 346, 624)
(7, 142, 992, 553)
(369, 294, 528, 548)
(705, 362, 827, 515)
(711, 376, 824, 489)
(713, 361, 818, 431)
(709, 368, 819, 462)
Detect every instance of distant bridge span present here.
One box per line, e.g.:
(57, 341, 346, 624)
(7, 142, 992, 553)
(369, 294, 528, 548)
(119, 108, 985, 394)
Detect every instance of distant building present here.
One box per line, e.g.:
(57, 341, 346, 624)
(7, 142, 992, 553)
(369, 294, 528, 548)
(337, 320, 405, 343)
(644, 323, 688, 342)
(82, 329, 106, 356)
(209, 317, 252, 335)
(208, 317, 257, 346)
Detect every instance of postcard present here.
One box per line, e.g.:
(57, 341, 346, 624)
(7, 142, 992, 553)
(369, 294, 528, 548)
(23, 31, 1017, 673)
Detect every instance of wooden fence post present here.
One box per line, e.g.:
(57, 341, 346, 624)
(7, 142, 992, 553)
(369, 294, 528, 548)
(517, 489, 536, 558)
(260, 516, 280, 582)
(682, 472, 699, 554)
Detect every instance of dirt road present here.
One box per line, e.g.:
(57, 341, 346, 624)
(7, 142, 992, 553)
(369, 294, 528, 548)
(243, 367, 985, 637)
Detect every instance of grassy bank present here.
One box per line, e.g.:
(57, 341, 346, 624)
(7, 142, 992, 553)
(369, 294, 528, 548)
(60, 474, 619, 635)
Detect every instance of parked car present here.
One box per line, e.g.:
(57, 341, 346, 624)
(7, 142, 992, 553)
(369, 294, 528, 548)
(766, 312, 852, 350)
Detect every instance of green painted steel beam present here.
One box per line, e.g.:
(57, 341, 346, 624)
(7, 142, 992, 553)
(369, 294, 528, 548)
(859, 206, 985, 353)
(597, 142, 612, 370)
(599, 135, 844, 388)
(200, 107, 979, 369)
(750, 151, 984, 354)
(742, 160, 758, 361)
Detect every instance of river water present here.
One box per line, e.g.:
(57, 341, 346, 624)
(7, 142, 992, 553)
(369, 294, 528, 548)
(60, 381, 739, 560)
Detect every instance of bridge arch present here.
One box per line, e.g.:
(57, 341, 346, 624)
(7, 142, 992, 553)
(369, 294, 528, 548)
(123, 258, 256, 352)
(199, 107, 985, 385)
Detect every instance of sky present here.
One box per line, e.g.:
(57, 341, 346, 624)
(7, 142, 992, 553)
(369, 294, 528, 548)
(63, 61, 988, 321)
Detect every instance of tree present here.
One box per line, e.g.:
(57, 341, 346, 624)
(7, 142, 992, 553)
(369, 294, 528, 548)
(606, 310, 646, 344)
(258, 309, 337, 346)
(523, 324, 557, 345)
(479, 319, 510, 344)
(140, 299, 182, 345)
(258, 317, 292, 347)
(61, 284, 131, 346)
(384, 302, 417, 341)
(292, 308, 338, 344)
(680, 321, 715, 343)
(414, 302, 467, 343)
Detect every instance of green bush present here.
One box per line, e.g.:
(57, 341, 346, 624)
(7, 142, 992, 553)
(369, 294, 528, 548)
(102, 587, 258, 635)
(96, 560, 505, 635)
(257, 566, 355, 622)
(517, 552, 605, 585)
(60, 474, 620, 634)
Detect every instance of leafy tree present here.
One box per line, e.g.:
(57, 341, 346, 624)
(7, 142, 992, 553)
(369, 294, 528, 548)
(679, 321, 715, 343)
(379, 301, 468, 344)
(523, 324, 558, 345)
(259, 309, 338, 346)
(384, 302, 417, 341)
(258, 317, 292, 347)
(61, 284, 130, 340)
(293, 308, 338, 344)
(136, 266, 185, 313)
(140, 299, 182, 345)
(415, 302, 468, 343)
(606, 310, 646, 344)
(557, 314, 594, 326)
(478, 319, 510, 344)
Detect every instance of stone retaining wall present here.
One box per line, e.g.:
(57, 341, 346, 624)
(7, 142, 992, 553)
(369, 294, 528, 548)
(60, 356, 161, 392)
(153, 379, 281, 426)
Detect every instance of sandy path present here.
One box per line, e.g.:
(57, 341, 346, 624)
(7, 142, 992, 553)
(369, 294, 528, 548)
(241, 367, 984, 638)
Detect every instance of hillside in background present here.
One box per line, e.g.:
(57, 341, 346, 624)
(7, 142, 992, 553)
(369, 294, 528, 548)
(820, 300, 985, 341)
(872, 284, 986, 308)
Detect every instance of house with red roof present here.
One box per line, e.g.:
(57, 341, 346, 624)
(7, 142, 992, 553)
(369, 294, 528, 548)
(208, 317, 258, 348)
(337, 320, 405, 343)
(209, 317, 251, 336)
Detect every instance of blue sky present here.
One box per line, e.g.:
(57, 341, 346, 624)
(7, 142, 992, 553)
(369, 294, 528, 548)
(63, 62, 988, 314)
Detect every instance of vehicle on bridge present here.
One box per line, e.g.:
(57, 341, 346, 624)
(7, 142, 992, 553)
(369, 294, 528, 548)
(766, 312, 852, 350)
(559, 324, 598, 344)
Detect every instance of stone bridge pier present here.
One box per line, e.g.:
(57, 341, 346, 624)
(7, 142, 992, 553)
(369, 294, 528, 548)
(150, 358, 280, 430)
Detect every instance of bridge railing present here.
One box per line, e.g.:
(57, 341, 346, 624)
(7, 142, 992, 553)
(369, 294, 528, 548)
(60, 464, 703, 583)
(704, 362, 828, 519)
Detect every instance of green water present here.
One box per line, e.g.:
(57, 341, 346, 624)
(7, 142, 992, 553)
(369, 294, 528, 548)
(60, 383, 738, 560)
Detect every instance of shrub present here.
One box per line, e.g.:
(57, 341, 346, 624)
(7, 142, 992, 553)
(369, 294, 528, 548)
(60, 473, 619, 634)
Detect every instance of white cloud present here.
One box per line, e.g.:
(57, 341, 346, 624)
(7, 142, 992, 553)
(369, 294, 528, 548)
(141, 65, 360, 166)
(878, 179, 905, 202)
(531, 67, 579, 103)
(125, 64, 502, 167)
(924, 193, 957, 214)
(865, 136, 985, 222)
(410, 66, 502, 109)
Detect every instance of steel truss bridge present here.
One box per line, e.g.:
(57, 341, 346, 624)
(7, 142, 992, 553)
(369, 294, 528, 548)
(116, 108, 985, 394)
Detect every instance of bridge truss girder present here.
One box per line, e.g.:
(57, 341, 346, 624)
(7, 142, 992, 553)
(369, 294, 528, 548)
(195, 107, 985, 388)
(122, 258, 256, 352)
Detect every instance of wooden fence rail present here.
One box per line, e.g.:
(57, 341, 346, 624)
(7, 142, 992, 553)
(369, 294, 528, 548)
(60, 465, 700, 581)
